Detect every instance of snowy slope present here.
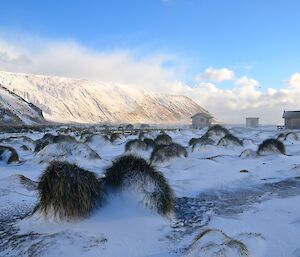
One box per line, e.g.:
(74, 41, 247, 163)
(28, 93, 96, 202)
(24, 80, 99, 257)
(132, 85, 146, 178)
(0, 71, 209, 124)
(1, 126, 300, 257)
(0, 85, 45, 125)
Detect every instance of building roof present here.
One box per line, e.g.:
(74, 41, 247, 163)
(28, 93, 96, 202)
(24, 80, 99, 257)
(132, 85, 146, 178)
(191, 112, 213, 119)
(246, 117, 259, 120)
(282, 111, 300, 119)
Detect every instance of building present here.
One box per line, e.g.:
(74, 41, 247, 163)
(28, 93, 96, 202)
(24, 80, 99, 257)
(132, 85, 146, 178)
(246, 117, 259, 128)
(282, 111, 300, 129)
(191, 112, 213, 129)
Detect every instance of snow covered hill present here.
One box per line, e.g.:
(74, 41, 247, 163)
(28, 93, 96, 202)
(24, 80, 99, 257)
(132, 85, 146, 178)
(0, 71, 209, 124)
(0, 84, 45, 126)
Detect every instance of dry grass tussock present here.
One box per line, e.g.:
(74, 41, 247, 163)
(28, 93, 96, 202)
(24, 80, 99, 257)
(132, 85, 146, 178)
(0, 145, 19, 163)
(150, 143, 188, 163)
(104, 155, 174, 216)
(257, 138, 285, 155)
(35, 161, 104, 220)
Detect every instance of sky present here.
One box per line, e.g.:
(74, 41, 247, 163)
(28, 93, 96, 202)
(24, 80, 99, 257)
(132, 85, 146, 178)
(0, 0, 300, 124)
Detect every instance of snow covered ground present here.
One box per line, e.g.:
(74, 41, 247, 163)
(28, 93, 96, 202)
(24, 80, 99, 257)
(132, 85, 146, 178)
(0, 126, 300, 257)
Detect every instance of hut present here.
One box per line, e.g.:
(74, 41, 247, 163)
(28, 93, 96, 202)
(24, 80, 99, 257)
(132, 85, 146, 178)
(246, 117, 259, 128)
(191, 112, 213, 129)
(282, 111, 300, 129)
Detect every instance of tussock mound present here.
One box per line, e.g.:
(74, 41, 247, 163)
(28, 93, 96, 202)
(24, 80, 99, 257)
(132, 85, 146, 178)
(80, 131, 94, 141)
(19, 174, 38, 191)
(138, 131, 146, 140)
(257, 139, 285, 155)
(125, 124, 134, 130)
(205, 125, 230, 142)
(276, 132, 298, 141)
(104, 155, 174, 216)
(35, 142, 101, 163)
(154, 134, 172, 146)
(284, 132, 298, 141)
(140, 123, 150, 129)
(0, 145, 19, 164)
(125, 139, 147, 152)
(143, 138, 156, 150)
(239, 149, 257, 158)
(0, 135, 34, 144)
(150, 143, 188, 163)
(34, 134, 76, 152)
(85, 134, 110, 144)
(110, 133, 124, 143)
(35, 161, 104, 220)
(185, 228, 264, 257)
(189, 135, 214, 150)
(0, 136, 35, 151)
(20, 145, 30, 151)
(218, 134, 243, 146)
(207, 124, 230, 136)
(276, 133, 285, 140)
(189, 137, 201, 146)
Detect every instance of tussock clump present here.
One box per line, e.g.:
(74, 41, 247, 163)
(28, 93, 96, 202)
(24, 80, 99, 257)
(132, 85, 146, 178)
(276, 133, 285, 140)
(140, 123, 150, 129)
(188, 137, 200, 146)
(125, 124, 134, 130)
(218, 134, 243, 146)
(239, 149, 257, 158)
(80, 131, 94, 141)
(104, 155, 174, 216)
(19, 174, 38, 191)
(207, 124, 230, 136)
(189, 135, 214, 150)
(154, 133, 172, 145)
(85, 134, 110, 144)
(138, 131, 145, 140)
(257, 138, 285, 155)
(276, 132, 298, 141)
(34, 134, 76, 152)
(0, 135, 34, 144)
(35, 161, 104, 220)
(125, 139, 147, 152)
(20, 145, 30, 151)
(150, 143, 188, 163)
(143, 138, 156, 150)
(0, 145, 19, 164)
(35, 142, 101, 163)
(110, 133, 121, 143)
(284, 132, 298, 141)
(184, 229, 261, 257)
(35, 134, 56, 149)
(53, 134, 76, 143)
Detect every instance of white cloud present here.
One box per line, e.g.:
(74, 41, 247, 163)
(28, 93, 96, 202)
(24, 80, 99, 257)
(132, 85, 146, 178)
(0, 38, 178, 91)
(1, 35, 300, 125)
(168, 74, 300, 124)
(288, 73, 300, 89)
(196, 67, 235, 82)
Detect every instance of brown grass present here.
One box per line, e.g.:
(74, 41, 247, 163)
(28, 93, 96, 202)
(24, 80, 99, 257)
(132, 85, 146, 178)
(104, 155, 174, 216)
(35, 161, 104, 220)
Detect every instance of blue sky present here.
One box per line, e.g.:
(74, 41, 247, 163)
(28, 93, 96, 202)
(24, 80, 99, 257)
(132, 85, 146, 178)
(1, 0, 299, 89)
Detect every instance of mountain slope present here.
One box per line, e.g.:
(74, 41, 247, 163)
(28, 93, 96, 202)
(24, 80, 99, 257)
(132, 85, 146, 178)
(0, 84, 45, 126)
(0, 71, 210, 124)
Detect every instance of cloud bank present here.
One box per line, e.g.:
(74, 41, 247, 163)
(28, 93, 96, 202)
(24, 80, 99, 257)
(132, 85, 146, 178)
(196, 67, 235, 82)
(0, 36, 299, 124)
